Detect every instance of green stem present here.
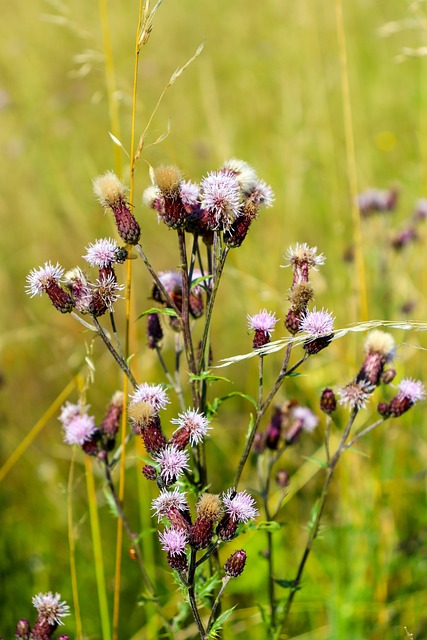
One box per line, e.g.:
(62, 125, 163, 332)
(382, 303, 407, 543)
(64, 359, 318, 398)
(92, 316, 137, 388)
(187, 548, 207, 639)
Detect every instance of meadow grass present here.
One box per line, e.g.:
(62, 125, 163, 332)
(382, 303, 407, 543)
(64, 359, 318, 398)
(1, 0, 427, 638)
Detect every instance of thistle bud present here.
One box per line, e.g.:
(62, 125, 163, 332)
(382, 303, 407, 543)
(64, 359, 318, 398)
(320, 388, 336, 414)
(147, 313, 163, 349)
(224, 549, 247, 577)
(142, 464, 157, 481)
(93, 171, 141, 245)
(275, 469, 290, 488)
(167, 551, 188, 572)
(189, 517, 213, 550)
(15, 619, 30, 640)
(377, 402, 391, 418)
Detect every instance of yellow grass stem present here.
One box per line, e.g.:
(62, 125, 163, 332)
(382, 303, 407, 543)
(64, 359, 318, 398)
(335, 0, 368, 322)
(0, 377, 76, 483)
(112, 3, 144, 636)
(68, 447, 83, 640)
(98, 0, 122, 176)
(85, 456, 112, 640)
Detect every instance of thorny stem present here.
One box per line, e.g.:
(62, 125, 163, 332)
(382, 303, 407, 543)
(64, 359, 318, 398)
(279, 407, 359, 630)
(187, 548, 207, 639)
(92, 316, 138, 388)
(196, 540, 221, 567)
(207, 576, 231, 634)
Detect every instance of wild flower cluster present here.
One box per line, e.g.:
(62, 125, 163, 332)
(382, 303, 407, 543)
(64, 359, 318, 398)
(25, 158, 425, 638)
(4, 592, 70, 640)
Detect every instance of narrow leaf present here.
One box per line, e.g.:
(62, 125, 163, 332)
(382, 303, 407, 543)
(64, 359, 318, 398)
(208, 606, 236, 637)
(137, 307, 179, 319)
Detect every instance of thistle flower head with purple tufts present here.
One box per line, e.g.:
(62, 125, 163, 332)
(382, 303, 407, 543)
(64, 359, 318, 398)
(32, 592, 70, 626)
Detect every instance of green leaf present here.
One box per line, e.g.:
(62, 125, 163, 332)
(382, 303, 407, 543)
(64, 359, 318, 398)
(208, 391, 258, 416)
(242, 520, 282, 532)
(137, 307, 178, 319)
(302, 455, 328, 469)
(189, 371, 231, 383)
(191, 274, 213, 288)
(103, 488, 119, 518)
(274, 578, 300, 590)
(196, 571, 221, 602)
(208, 606, 236, 637)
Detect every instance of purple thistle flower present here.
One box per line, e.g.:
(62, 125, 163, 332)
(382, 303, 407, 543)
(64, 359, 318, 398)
(221, 158, 258, 192)
(171, 408, 211, 446)
(180, 180, 200, 208)
(300, 307, 334, 337)
(249, 179, 275, 208)
(222, 489, 259, 523)
(130, 383, 170, 413)
(26, 262, 65, 297)
(338, 380, 374, 411)
(83, 238, 119, 268)
(59, 402, 87, 427)
(200, 171, 242, 229)
(282, 243, 326, 271)
(151, 488, 189, 521)
(397, 378, 426, 403)
(247, 309, 278, 334)
(292, 406, 318, 432)
(32, 592, 70, 626)
(62, 413, 97, 446)
(159, 527, 188, 556)
(155, 445, 190, 484)
(91, 273, 124, 310)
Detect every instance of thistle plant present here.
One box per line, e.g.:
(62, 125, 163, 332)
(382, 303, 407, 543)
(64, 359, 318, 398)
(18, 4, 426, 639)
(24, 156, 425, 638)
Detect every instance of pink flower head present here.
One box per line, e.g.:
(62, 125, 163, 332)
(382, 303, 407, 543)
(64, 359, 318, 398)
(26, 262, 65, 297)
(155, 445, 190, 484)
(59, 402, 87, 428)
(248, 179, 275, 208)
(222, 489, 259, 523)
(32, 592, 70, 626)
(130, 383, 170, 413)
(180, 180, 200, 208)
(397, 378, 426, 403)
(247, 309, 278, 335)
(159, 527, 188, 556)
(338, 379, 374, 411)
(83, 238, 119, 267)
(62, 412, 96, 446)
(200, 170, 242, 229)
(282, 243, 326, 271)
(221, 158, 258, 193)
(151, 488, 189, 521)
(171, 408, 212, 446)
(91, 273, 124, 310)
(292, 406, 318, 432)
(300, 307, 335, 337)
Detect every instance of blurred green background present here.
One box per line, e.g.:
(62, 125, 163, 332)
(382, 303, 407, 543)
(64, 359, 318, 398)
(1, 0, 427, 638)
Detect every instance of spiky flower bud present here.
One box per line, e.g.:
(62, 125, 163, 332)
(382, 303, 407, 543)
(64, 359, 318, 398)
(147, 313, 163, 349)
(224, 549, 247, 577)
(189, 517, 214, 549)
(142, 464, 157, 481)
(196, 493, 222, 523)
(377, 402, 391, 418)
(167, 551, 188, 572)
(389, 378, 426, 417)
(285, 308, 303, 335)
(356, 331, 395, 387)
(93, 171, 141, 244)
(381, 368, 397, 385)
(15, 619, 30, 640)
(320, 388, 337, 414)
(247, 309, 279, 349)
(26, 262, 74, 313)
